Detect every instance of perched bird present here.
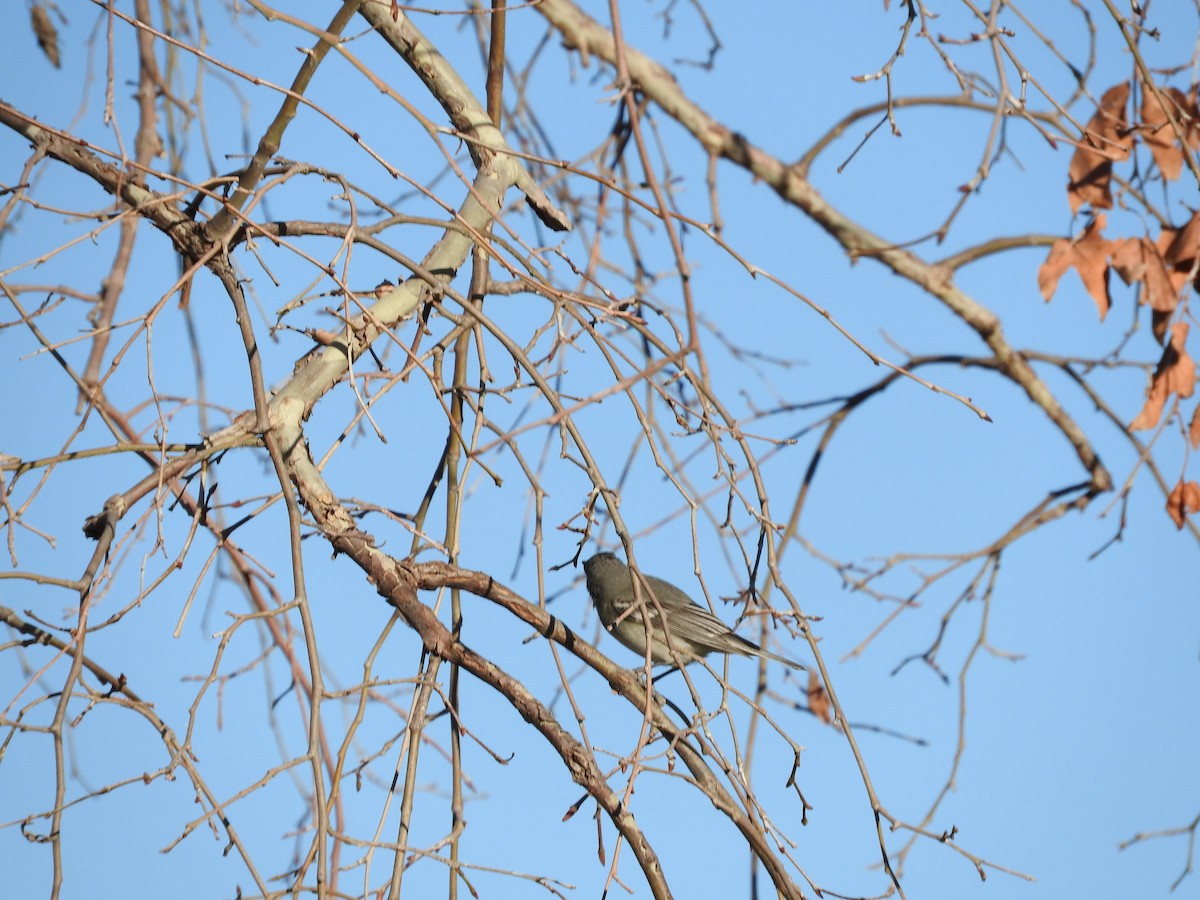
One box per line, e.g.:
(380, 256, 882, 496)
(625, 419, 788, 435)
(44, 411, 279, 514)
(582, 552, 803, 669)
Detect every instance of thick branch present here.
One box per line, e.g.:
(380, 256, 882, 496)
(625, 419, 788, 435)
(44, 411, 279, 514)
(0, 100, 205, 259)
(358, 0, 569, 232)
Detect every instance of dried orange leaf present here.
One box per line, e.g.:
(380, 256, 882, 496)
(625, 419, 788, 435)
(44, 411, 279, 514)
(1166, 479, 1200, 529)
(1131, 384, 1167, 432)
(1131, 322, 1196, 430)
(1110, 237, 1147, 285)
(1068, 83, 1132, 213)
(1037, 215, 1112, 318)
(1143, 259, 1181, 315)
(1038, 239, 1073, 300)
(1190, 403, 1200, 450)
(1097, 82, 1135, 158)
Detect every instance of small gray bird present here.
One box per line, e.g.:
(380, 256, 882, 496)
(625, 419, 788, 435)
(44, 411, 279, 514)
(582, 552, 803, 669)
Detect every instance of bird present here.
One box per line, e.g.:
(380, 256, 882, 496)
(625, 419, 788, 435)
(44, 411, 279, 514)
(582, 552, 803, 669)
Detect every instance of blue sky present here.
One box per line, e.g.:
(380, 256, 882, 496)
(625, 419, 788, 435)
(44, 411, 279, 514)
(2, 2, 1198, 898)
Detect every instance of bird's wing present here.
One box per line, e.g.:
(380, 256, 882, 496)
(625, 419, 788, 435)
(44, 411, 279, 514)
(633, 583, 742, 652)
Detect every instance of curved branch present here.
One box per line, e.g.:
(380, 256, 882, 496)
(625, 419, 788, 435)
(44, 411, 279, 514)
(401, 559, 808, 900)
(326, 542, 677, 899)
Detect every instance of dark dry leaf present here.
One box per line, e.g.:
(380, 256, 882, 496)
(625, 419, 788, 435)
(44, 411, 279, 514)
(1141, 84, 1200, 182)
(1166, 479, 1200, 529)
(807, 670, 832, 725)
(1130, 322, 1196, 431)
(1164, 210, 1200, 277)
(30, 5, 60, 69)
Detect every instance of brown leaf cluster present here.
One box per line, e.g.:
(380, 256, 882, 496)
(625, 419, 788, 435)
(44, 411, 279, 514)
(1045, 80, 1200, 527)
(1110, 213, 1200, 342)
(1036, 207, 1200, 329)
